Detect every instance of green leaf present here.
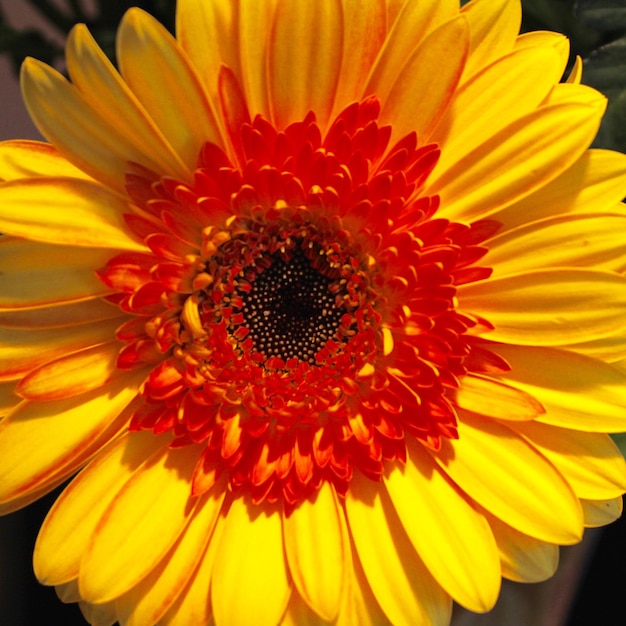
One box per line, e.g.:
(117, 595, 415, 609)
(576, 0, 626, 31)
(611, 433, 626, 459)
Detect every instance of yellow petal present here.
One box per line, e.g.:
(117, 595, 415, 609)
(116, 482, 226, 626)
(79, 600, 118, 626)
(458, 269, 626, 346)
(430, 101, 606, 223)
(211, 498, 291, 626)
(483, 343, 626, 432)
(380, 15, 468, 144)
(385, 441, 501, 612)
(460, 0, 521, 79)
(432, 44, 563, 172)
(79, 443, 203, 603)
(514, 30, 570, 72)
(486, 513, 559, 583)
(0, 140, 91, 180)
(34, 431, 165, 585)
(269, 0, 343, 130)
(117, 8, 222, 168)
(0, 178, 146, 250)
(17, 341, 123, 401)
(0, 317, 121, 382)
(21, 57, 185, 191)
(515, 421, 626, 500)
(580, 497, 623, 528)
(489, 149, 626, 231)
(0, 238, 113, 310)
(0, 376, 141, 505)
(435, 413, 583, 544)
(345, 471, 452, 626)
(283, 481, 345, 621)
(365, 0, 458, 103)
(280, 592, 330, 626)
(451, 374, 544, 421)
(484, 213, 626, 275)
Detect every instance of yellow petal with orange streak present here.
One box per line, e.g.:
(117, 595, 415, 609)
(515, 422, 626, 501)
(581, 497, 623, 528)
(212, 499, 291, 626)
(117, 9, 223, 169)
(0, 238, 113, 310)
(116, 482, 226, 626)
(17, 341, 123, 401)
(0, 178, 146, 250)
(283, 481, 345, 621)
(432, 45, 562, 170)
(330, 0, 386, 118)
(159, 507, 227, 626)
(237, 0, 278, 120)
(79, 443, 204, 604)
(385, 440, 500, 612)
(0, 140, 91, 181)
(489, 150, 626, 232)
(269, 0, 343, 130)
(484, 213, 626, 276)
(458, 270, 626, 346)
(21, 57, 184, 192)
(345, 471, 452, 626)
(486, 513, 559, 583)
(365, 0, 458, 104)
(175, 0, 240, 100)
(0, 299, 123, 329)
(460, 0, 521, 79)
(34, 431, 165, 585)
(0, 375, 142, 507)
(434, 413, 583, 545)
(380, 15, 468, 145)
(452, 374, 544, 421)
(0, 317, 121, 382)
(482, 343, 626, 433)
(430, 101, 605, 223)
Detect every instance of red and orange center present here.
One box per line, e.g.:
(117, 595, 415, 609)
(97, 97, 497, 506)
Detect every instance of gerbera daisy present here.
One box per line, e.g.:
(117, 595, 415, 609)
(1, 0, 626, 624)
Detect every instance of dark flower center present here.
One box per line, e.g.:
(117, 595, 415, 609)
(237, 247, 344, 364)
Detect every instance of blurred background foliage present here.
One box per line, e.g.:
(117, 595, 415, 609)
(1, 0, 626, 152)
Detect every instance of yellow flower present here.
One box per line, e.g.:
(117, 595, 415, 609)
(1, 0, 626, 624)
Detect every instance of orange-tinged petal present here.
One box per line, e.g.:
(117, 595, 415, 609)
(0, 376, 141, 505)
(451, 374, 544, 421)
(365, 0, 458, 102)
(581, 497, 623, 528)
(380, 15, 468, 144)
(269, 0, 343, 130)
(515, 421, 626, 500)
(0, 178, 146, 250)
(435, 413, 583, 544)
(385, 440, 501, 612)
(0, 317, 121, 382)
(0, 382, 19, 416)
(79, 443, 203, 604)
(283, 481, 345, 621)
(484, 213, 626, 275)
(115, 482, 226, 626)
(212, 498, 291, 626)
(486, 513, 559, 583)
(34, 431, 165, 585)
(0, 140, 91, 180)
(20, 57, 184, 192)
(460, 0, 521, 79)
(459, 270, 626, 346)
(484, 343, 626, 432)
(0, 238, 113, 310)
(16, 341, 124, 401)
(117, 8, 223, 168)
(345, 472, 452, 626)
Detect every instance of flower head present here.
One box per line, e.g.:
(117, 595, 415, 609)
(2, 0, 626, 624)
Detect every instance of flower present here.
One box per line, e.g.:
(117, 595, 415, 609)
(1, 0, 626, 624)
